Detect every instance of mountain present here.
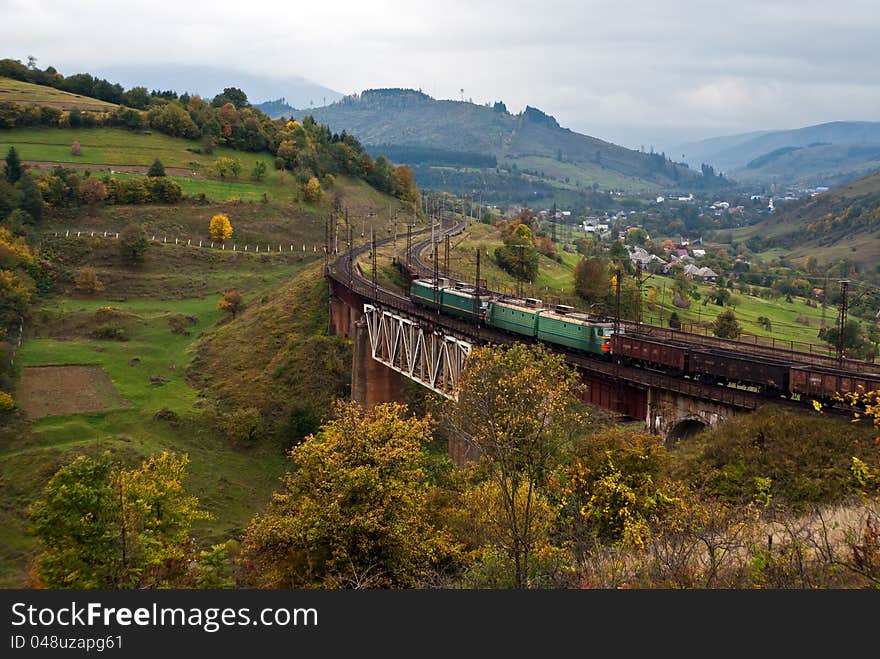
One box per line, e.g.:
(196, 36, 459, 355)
(734, 170, 880, 273)
(677, 122, 880, 188)
(290, 89, 724, 204)
(254, 98, 298, 118)
(89, 64, 342, 109)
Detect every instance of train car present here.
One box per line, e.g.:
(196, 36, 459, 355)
(440, 282, 488, 320)
(612, 333, 689, 372)
(788, 365, 880, 401)
(410, 278, 445, 308)
(485, 297, 542, 338)
(536, 305, 613, 357)
(689, 348, 790, 393)
(410, 278, 488, 320)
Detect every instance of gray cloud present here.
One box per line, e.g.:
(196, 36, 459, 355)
(2, 0, 877, 147)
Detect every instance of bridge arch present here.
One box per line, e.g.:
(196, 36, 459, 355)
(666, 417, 709, 447)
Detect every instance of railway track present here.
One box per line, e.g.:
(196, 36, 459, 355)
(400, 219, 880, 378)
(327, 218, 860, 417)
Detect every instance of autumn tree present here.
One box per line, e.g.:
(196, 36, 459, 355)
(241, 401, 455, 588)
(78, 176, 106, 211)
(302, 176, 322, 203)
(29, 451, 210, 588)
(209, 213, 233, 242)
(574, 257, 610, 307)
(392, 165, 420, 205)
(447, 343, 583, 588)
(554, 427, 671, 551)
(217, 288, 244, 318)
(212, 156, 241, 179)
(712, 308, 741, 338)
(147, 158, 166, 177)
(118, 224, 149, 266)
(74, 266, 105, 294)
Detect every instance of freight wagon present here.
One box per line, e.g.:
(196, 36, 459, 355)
(611, 333, 688, 372)
(788, 365, 880, 402)
(688, 348, 791, 393)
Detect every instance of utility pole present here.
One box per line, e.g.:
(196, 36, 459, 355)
(323, 213, 330, 272)
(613, 268, 622, 336)
(821, 274, 829, 328)
(636, 263, 643, 325)
(836, 279, 849, 362)
(613, 267, 622, 413)
(371, 226, 377, 298)
(474, 247, 482, 321)
(432, 242, 440, 310)
(406, 224, 412, 266)
(347, 225, 353, 289)
(444, 234, 450, 276)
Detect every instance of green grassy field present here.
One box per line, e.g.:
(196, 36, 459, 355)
(0, 126, 301, 202)
(0, 76, 119, 112)
(510, 155, 660, 194)
(108, 171, 269, 202)
(0, 249, 319, 586)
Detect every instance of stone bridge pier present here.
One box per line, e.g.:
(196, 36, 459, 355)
(329, 292, 404, 410)
(646, 386, 743, 446)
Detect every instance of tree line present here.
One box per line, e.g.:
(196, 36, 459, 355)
(0, 58, 419, 205)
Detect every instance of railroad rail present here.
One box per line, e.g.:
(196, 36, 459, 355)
(401, 219, 880, 377)
(326, 218, 859, 415)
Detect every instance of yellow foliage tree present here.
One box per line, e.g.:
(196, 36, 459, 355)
(0, 391, 15, 414)
(303, 176, 322, 203)
(209, 214, 233, 242)
(74, 266, 104, 294)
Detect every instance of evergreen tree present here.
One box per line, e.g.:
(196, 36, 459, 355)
(712, 309, 741, 338)
(16, 172, 43, 223)
(5, 146, 22, 184)
(147, 158, 166, 177)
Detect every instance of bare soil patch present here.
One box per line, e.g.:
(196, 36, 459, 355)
(16, 365, 129, 418)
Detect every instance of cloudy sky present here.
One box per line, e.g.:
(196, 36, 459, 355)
(3, 0, 879, 149)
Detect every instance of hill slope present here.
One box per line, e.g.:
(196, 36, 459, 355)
(678, 121, 880, 187)
(732, 170, 880, 273)
(0, 76, 118, 112)
(291, 89, 721, 202)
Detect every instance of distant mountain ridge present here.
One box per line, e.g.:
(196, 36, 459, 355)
(286, 88, 723, 203)
(89, 64, 342, 110)
(677, 121, 880, 187)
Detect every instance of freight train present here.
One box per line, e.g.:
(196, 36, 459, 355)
(410, 277, 613, 357)
(409, 277, 880, 402)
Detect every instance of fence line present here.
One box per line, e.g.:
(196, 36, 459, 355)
(54, 229, 325, 256)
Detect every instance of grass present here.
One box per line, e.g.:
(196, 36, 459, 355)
(0, 77, 118, 112)
(107, 171, 269, 203)
(511, 155, 660, 193)
(0, 248, 319, 586)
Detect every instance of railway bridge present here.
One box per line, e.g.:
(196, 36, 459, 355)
(323, 222, 818, 447)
